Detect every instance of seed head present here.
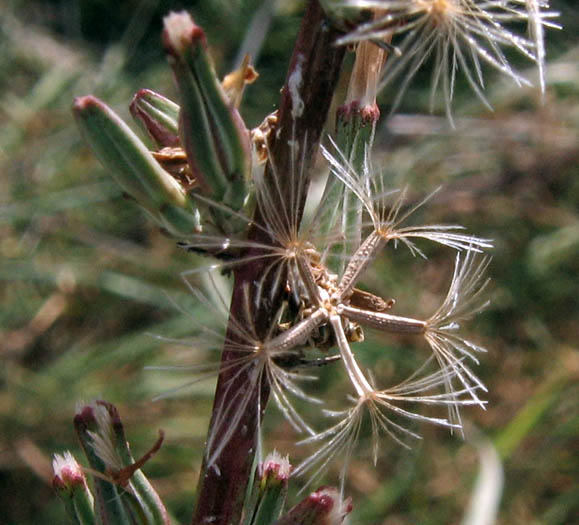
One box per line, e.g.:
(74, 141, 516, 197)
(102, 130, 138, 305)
(332, 0, 560, 121)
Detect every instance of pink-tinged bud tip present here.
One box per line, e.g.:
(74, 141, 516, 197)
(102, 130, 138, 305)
(278, 486, 352, 524)
(308, 487, 352, 524)
(73, 95, 103, 113)
(129, 89, 180, 148)
(74, 403, 97, 427)
(162, 11, 206, 56)
(129, 89, 154, 113)
(261, 450, 292, 481)
(52, 452, 86, 490)
(73, 400, 118, 430)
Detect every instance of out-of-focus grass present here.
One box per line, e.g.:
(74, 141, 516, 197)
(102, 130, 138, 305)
(1, 1, 578, 524)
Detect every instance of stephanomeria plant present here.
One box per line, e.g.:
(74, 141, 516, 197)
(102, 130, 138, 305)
(55, 1, 557, 523)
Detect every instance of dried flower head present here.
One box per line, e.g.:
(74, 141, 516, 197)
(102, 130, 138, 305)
(171, 131, 493, 484)
(331, 0, 560, 121)
(149, 274, 326, 468)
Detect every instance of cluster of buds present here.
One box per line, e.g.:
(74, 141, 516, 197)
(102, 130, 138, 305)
(53, 402, 350, 525)
(67, 2, 558, 523)
(53, 401, 168, 524)
(74, 12, 256, 241)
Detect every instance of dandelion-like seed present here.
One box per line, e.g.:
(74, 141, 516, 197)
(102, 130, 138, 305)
(322, 140, 492, 285)
(292, 246, 491, 486)
(179, 133, 344, 307)
(203, 305, 327, 468)
(521, 0, 561, 94)
(150, 274, 328, 468)
(333, 0, 560, 121)
(294, 361, 485, 484)
(173, 131, 494, 484)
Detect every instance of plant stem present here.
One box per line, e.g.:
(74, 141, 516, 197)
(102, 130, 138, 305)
(191, 2, 345, 523)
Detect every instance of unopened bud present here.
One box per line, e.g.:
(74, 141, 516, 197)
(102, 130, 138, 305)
(261, 450, 291, 486)
(162, 11, 251, 234)
(130, 88, 180, 148)
(277, 486, 352, 525)
(249, 451, 291, 523)
(74, 401, 169, 525)
(73, 95, 201, 237)
(53, 451, 87, 491)
(52, 451, 96, 524)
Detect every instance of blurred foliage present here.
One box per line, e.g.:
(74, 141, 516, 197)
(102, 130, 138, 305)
(1, 1, 578, 524)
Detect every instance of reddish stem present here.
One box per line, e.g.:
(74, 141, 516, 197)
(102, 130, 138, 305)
(191, 2, 346, 524)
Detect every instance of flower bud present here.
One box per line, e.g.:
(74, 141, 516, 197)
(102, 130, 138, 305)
(52, 451, 95, 525)
(250, 451, 291, 523)
(130, 88, 180, 148)
(162, 11, 251, 234)
(73, 95, 201, 237)
(74, 402, 130, 523)
(74, 401, 169, 525)
(277, 486, 352, 525)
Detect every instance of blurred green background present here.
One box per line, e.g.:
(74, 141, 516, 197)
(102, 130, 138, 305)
(1, 1, 577, 523)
